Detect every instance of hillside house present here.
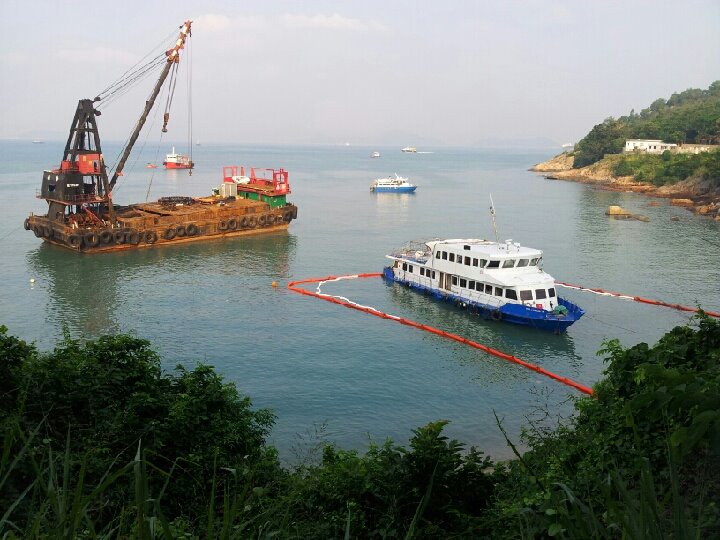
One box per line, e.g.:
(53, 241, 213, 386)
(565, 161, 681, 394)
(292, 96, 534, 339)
(624, 139, 677, 153)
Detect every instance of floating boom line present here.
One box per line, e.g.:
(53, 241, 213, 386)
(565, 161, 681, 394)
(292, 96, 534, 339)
(288, 273, 594, 396)
(556, 282, 720, 319)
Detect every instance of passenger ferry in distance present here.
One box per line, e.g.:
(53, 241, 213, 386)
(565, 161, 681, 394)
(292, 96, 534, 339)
(370, 174, 417, 193)
(383, 238, 584, 333)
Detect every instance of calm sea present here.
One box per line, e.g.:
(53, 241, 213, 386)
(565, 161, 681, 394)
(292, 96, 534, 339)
(1, 140, 718, 460)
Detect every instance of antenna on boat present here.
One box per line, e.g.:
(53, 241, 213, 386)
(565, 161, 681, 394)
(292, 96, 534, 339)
(489, 194, 499, 243)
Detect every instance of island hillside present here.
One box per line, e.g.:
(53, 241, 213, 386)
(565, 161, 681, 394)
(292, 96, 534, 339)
(533, 81, 720, 219)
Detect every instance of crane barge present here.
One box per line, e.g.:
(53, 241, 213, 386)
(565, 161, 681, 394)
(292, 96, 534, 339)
(24, 20, 297, 253)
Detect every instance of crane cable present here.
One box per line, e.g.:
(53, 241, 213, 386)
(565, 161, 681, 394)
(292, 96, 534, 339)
(95, 26, 178, 107)
(187, 36, 193, 176)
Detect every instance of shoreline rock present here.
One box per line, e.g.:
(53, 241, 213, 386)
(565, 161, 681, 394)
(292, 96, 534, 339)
(532, 153, 720, 220)
(605, 205, 650, 222)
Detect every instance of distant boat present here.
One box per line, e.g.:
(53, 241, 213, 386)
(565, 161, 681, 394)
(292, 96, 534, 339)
(370, 174, 417, 193)
(146, 163, 158, 169)
(402, 146, 417, 153)
(32, 140, 44, 144)
(371, 151, 381, 158)
(196, 139, 201, 146)
(163, 147, 194, 169)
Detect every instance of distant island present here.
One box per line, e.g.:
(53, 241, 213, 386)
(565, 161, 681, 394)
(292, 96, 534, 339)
(533, 81, 720, 220)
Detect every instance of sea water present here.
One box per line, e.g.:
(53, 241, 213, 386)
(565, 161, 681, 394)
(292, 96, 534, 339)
(1, 140, 718, 460)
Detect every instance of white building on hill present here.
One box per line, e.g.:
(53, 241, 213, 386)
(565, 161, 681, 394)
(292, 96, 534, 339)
(624, 139, 677, 153)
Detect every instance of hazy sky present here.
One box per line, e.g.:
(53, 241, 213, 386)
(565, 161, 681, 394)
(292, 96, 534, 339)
(1, 0, 718, 147)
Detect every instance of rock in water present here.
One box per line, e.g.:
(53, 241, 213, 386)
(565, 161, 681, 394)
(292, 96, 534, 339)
(670, 198, 694, 207)
(606, 205, 631, 216)
(605, 205, 649, 222)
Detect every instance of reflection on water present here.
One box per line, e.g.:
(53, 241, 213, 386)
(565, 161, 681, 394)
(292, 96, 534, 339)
(26, 232, 297, 339)
(370, 192, 416, 225)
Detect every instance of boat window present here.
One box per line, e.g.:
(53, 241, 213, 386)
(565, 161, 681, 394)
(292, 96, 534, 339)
(487, 260, 500, 268)
(452, 276, 458, 286)
(520, 290, 533, 301)
(494, 287, 503, 297)
(517, 259, 529, 267)
(549, 287, 555, 298)
(436, 251, 440, 259)
(420, 268, 425, 276)
(472, 258, 478, 267)
(464, 245, 471, 250)
(408, 265, 413, 273)
(402, 263, 407, 271)
(484, 284, 492, 294)
(535, 289, 546, 299)
(442, 251, 447, 260)
(529, 258, 538, 266)
(449, 253, 455, 262)
(505, 289, 518, 300)
(468, 280, 475, 290)
(502, 259, 516, 268)
(432, 271, 436, 279)
(480, 259, 487, 267)
(460, 278, 467, 288)
(464, 256, 471, 265)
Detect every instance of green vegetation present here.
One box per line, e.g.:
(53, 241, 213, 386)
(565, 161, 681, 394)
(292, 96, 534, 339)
(613, 149, 720, 187)
(2, 317, 719, 538)
(573, 81, 720, 169)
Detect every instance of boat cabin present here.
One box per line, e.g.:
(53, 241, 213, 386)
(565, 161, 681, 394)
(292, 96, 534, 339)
(388, 239, 559, 311)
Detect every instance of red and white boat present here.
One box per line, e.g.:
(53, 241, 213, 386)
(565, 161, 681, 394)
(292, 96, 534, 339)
(163, 147, 193, 169)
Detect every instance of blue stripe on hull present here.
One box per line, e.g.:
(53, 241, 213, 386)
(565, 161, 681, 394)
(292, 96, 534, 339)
(382, 266, 584, 333)
(371, 187, 417, 193)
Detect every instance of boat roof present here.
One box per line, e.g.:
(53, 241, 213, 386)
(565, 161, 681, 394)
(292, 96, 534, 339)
(426, 238, 542, 258)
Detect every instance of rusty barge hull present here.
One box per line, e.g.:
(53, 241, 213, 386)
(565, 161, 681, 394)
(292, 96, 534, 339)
(26, 196, 298, 253)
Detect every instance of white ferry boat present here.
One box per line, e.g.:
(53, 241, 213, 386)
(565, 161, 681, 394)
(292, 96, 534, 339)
(401, 146, 417, 153)
(383, 238, 584, 332)
(370, 174, 417, 193)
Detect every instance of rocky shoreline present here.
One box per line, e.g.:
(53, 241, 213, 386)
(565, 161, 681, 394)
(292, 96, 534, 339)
(531, 153, 720, 221)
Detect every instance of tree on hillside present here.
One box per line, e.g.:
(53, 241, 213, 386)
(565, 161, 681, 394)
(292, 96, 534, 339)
(573, 81, 720, 168)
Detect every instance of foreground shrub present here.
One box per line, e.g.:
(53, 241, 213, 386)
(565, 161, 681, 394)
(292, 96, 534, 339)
(0, 327, 279, 534)
(489, 314, 720, 538)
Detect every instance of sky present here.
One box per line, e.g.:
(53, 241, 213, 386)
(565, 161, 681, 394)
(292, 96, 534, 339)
(1, 0, 718, 147)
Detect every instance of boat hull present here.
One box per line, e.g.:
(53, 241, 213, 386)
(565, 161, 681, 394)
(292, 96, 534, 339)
(382, 266, 584, 333)
(371, 186, 417, 193)
(163, 161, 193, 169)
(25, 200, 298, 254)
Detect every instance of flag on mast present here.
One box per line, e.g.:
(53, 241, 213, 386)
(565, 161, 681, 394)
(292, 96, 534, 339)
(489, 194, 499, 243)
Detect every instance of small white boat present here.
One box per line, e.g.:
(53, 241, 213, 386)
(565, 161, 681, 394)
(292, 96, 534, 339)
(401, 146, 417, 153)
(370, 174, 417, 193)
(371, 151, 381, 158)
